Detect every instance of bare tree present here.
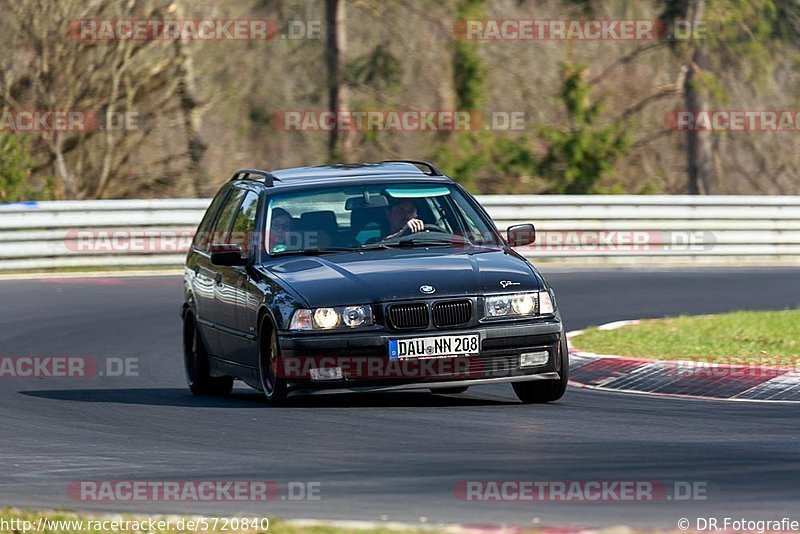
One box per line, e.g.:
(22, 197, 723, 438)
(0, 0, 205, 199)
(325, 0, 352, 161)
(172, 0, 207, 196)
(681, 0, 714, 194)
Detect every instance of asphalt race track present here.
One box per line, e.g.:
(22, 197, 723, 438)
(1, 267, 799, 527)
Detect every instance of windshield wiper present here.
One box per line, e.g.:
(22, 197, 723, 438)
(357, 240, 450, 250)
(358, 242, 394, 251)
(272, 246, 356, 256)
(397, 238, 455, 247)
(358, 236, 470, 251)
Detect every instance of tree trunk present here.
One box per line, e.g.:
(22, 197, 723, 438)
(173, 0, 207, 196)
(325, 0, 351, 162)
(683, 0, 714, 194)
(53, 133, 78, 199)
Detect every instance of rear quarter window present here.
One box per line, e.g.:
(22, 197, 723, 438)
(192, 187, 230, 252)
(210, 188, 247, 246)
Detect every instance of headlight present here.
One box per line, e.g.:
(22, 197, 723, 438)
(342, 305, 370, 327)
(483, 291, 555, 319)
(511, 293, 535, 315)
(313, 308, 339, 329)
(290, 305, 374, 331)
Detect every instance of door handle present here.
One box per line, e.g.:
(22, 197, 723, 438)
(215, 273, 223, 285)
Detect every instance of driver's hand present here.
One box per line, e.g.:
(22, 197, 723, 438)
(402, 218, 425, 234)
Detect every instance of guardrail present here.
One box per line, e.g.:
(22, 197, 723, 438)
(1, 196, 800, 270)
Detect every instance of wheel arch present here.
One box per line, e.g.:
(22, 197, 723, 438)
(257, 306, 279, 347)
(181, 290, 197, 319)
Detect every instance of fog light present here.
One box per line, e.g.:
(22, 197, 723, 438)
(520, 350, 549, 367)
(309, 367, 343, 381)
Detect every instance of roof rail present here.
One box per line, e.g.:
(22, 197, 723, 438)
(230, 169, 278, 186)
(381, 160, 443, 176)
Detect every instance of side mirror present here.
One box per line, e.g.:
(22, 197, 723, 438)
(507, 224, 536, 247)
(210, 243, 248, 266)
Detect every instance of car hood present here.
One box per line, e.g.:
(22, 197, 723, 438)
(264, 247, 544, 307)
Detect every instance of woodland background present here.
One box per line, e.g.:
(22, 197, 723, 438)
(1, 0, 799, 200)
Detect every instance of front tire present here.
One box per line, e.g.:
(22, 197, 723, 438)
(512, 335, 569, 404)
(183, 314, 233, 396)
(257, 318, 288, 405)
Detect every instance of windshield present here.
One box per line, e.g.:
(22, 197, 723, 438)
(265, 182, 498, 254)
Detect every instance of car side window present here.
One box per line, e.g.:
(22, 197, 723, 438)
(210, 187, 247, 247)
(229, 190, 261, 258)
(192, 187, 230, 252)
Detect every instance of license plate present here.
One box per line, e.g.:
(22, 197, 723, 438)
(389, 334, 480, 359)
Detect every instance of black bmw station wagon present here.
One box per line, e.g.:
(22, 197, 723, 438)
(182, 160, 568, 404)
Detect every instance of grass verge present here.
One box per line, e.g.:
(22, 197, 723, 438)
(574, 308, 800, 363)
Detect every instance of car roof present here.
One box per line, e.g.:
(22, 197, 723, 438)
(230, 161, 454, 191)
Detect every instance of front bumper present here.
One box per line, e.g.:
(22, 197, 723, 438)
(278, 319, 564, 390)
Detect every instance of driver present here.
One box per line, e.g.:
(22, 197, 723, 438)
(268, 207, 293, 253)
(385, 198, 424, 239)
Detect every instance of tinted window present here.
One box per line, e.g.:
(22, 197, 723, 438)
(229, 190, 261, 257)
(192, 187, 230, 252)
(267, 182, 497, 251)
(210, 188, 247, 246)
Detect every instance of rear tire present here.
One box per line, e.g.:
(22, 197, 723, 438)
(512, 335, 569, 404)
(183, 314, 234, 396)
(257, 318, 288, 405)
(431, 386, 469, 395)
